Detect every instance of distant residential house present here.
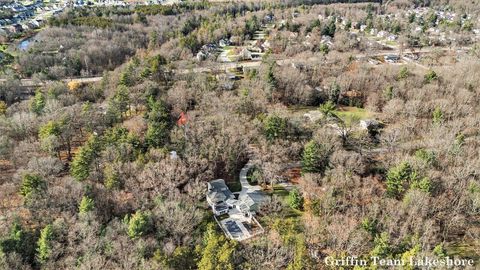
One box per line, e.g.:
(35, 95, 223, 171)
(377, 30, 388, 38)
(360, 119, 379, 130)
(237, 192, 263, 214)
(196, 51, 207, 61)
(264, 14, 274, 22)
(8, 24, 23, 33)
(28, 20, 40, 28)
(207, 179, 234, 216)
(219, 38, 230, 47)
(320, 35, 333, 47)
(304, 110, 323, 123)
(262, 40, 271, 50)
(387, 34, 397, 41)
(169, 151, 178, 160)
(384, 54, 400, 63)
(427, 27, 440, 35)
(239, 48, 252, 61)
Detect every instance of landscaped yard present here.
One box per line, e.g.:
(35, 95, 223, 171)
(288, 105, 373, 121)
(270, 185, 303, 219)
(336, 106, 372, 120)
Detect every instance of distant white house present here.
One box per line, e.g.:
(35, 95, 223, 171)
(196, 51, 207, 61)
(360, 119, 379, 130)
(384, 55, 400, 63)
(219, 38, 230, 47)
(387, 34, 397, 41)
(207, 165, 266, 241)
(377, 30, 388, 38)
(304, 110, 323, 123)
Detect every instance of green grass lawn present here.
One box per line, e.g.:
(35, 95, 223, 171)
(336, 106, 371, 120)
(385, 40, 398, 46)
(270, 185, 303, 219)
(287, 105, 317, 113)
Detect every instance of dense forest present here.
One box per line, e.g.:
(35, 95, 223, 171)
(0, 0, 479, 269)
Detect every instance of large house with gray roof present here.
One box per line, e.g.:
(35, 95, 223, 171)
(206, 179, 234, 215)
(206, 176, 265, 241)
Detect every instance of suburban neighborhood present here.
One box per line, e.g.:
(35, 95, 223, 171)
(0, 0, 479, 269)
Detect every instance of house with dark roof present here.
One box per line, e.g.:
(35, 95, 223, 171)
(207, 176, 265, 241)
(207, 179, 234, 215)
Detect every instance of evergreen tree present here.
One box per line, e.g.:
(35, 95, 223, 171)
(126, 211, 151, 239)
(385, 162, 413, 198)
(36, 225, 54, 264)
(104, 164, 121, 190)
(287, 235, 311, 270)
(370, 232, 391, 258)
(433, 243, 447, 258)
(30, 90, 45, 115)
(398, 66, 409, 79)
(0, 221, 36, 264)
(266, 63, 277, 89)
(288, 188, 304, 210)
(263, 114, 287, 141)
(107, 85, 130, 123)
(424, 70, 438, 83)
(319, 43, 329, 54)
(410, 177, 432, 193)
(197, 223, 236, 270)
(145, 98, 170, 148)
(70, 134, 102, 181)
(302, 140, 330, 174)
(384, 85, 394, 100)
(328, 82, 341, 103)
(38, 120, 63, 157)
(19, 174, 45, 198)
(79, 195, 94, 214)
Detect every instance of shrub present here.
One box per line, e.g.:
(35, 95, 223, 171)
(79, 196, 95, 214)
(410, 177, 432, 193)
(20, 174, 45, 198)
(302, 140, 330, 174)
(319, 100, 336, 117)
(385, 162, 413, 198)
(398, 66, 409, 79)
(288, 188, 304, 210)
(36, 225, 53, 264)
(263, 114, 287, 140)
(104, 164, 121, 190)
(126, 211, 151, 239)
(424, 70, 438, 83)
(414, 149, 436, 165)
(432, 106, 444, 125)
